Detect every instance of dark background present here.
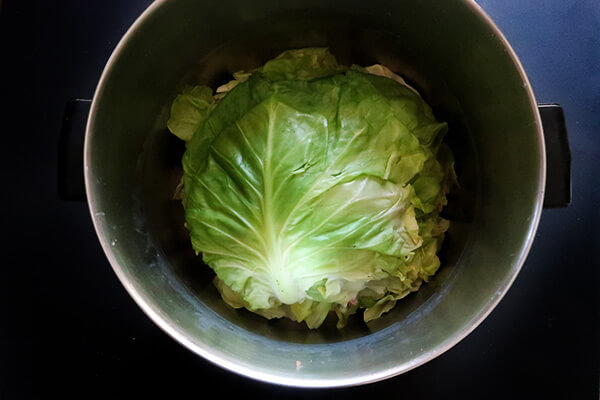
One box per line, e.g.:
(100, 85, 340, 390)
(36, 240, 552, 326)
(1, 0, 598, 398)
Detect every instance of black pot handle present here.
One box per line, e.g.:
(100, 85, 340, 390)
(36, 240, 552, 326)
(539, 104, 572, 208)
(58, 99, 91, 201)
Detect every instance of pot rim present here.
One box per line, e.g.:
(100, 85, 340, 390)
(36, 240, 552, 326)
(83, 0, 546, 388)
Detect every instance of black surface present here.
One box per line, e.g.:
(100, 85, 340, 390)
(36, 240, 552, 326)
(58, 99, 90, 202)
(1, 0, 598, 399)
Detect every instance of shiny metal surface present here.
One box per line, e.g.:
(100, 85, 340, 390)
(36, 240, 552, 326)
(84, 0, 545, 387)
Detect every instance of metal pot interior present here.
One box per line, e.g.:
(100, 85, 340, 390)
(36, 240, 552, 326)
(86, 0, 543, 386)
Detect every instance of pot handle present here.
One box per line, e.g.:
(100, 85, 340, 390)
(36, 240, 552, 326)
(539, 104, 572, 208)
(58, 99, 91, 201)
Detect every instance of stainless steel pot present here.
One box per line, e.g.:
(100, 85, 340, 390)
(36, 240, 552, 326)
(60, 0, 571, 388)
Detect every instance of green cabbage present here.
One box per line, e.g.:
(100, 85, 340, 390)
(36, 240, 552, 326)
(167, 48, 454, 328)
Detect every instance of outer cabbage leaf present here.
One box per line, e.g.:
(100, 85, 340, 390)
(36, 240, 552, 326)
(364, 64, 420, 95)
(167, 85, 216, 141)
(215, 71, 252, 100)
(261, 47, 342, 81)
